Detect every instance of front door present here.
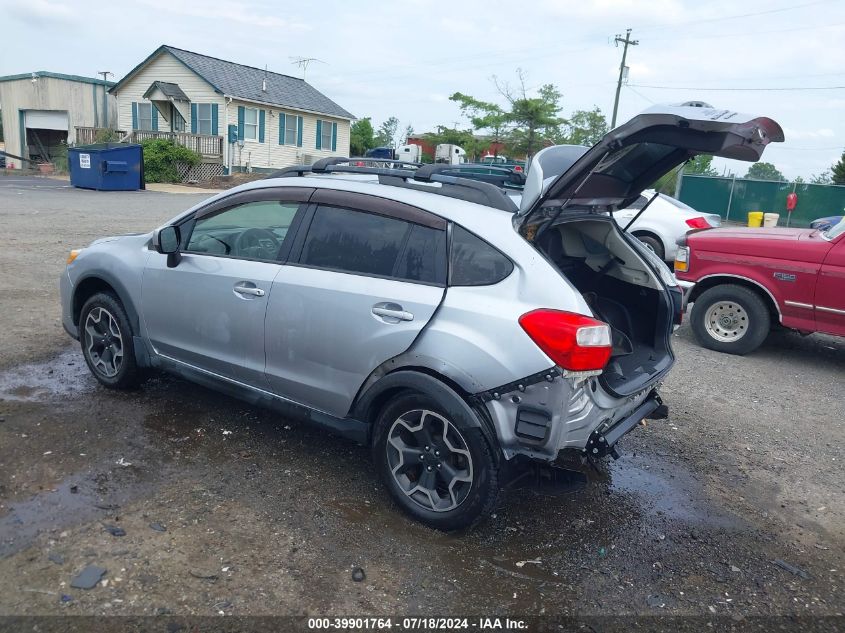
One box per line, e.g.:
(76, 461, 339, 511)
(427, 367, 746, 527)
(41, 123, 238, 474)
(815, 230, 845, 336)
(141, 191, 307, 386)
(265, 193, 448, 417)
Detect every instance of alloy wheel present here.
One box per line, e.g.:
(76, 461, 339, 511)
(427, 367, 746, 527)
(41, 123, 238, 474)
(84, 307, 124, 377)
(386, 409, 473, 512)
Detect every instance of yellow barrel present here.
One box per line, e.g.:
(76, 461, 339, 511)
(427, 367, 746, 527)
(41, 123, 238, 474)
(748, 211, 764, 227)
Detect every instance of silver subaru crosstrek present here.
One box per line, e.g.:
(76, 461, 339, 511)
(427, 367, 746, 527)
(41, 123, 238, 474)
(60, 106, 782, 529)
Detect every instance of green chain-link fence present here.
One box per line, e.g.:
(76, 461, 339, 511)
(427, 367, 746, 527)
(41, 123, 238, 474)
(677, 175, 845, 227)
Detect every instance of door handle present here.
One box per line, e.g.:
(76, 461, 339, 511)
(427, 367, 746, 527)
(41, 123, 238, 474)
(234, 284, 265, 297)
(372, 302, 414, 322)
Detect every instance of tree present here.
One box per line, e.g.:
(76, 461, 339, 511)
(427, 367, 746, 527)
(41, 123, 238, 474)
(560, 107, 608, 147)
(499, 76, 565, 158)
(449, 92, 509, 154)
(832, 151, 845, 185)
(349, 117, 375, 156)
(374, 116, 400, 148)
(744, 162, 785, 182)
(810, 169, 833, 184)
(685, 154, 719, 176)
(403, 124, 414, 145)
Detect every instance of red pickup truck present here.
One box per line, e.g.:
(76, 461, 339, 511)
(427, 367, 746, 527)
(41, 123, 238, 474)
(674, 218, 845, 354)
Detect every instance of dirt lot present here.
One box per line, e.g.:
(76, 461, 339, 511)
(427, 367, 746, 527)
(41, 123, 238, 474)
(0, 176, 842, 630)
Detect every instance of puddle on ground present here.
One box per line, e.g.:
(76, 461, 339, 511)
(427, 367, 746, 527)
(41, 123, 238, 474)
(606, 453, 744, 529)
(0, 348, 94, 402)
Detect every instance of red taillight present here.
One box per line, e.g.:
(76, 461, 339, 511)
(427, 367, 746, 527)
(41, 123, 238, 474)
(685, 217, 711, 229)
(519, 309, 612, 371)
(514, 165, 523, 172)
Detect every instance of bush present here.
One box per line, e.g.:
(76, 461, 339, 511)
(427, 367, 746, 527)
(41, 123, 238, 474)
(94, 128, 121, 143)
(140, 138, 201, 183)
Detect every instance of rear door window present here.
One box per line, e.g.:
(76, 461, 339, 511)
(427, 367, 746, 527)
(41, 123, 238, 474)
(299, 205, 446, 284)
(449, 225, 513, 286)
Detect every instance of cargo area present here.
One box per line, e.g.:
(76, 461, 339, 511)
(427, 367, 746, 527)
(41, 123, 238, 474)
(535, 216, 674, 396)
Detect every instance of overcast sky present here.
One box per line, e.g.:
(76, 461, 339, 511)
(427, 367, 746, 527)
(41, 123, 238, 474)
(2, 0, 843, 179)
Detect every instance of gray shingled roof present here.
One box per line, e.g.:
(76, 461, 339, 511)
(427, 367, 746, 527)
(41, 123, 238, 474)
(164, 46, 354, 120)
(143, 81, 190, 101)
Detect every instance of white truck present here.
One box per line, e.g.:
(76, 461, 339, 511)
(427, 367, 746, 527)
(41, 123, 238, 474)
(394, 144, 423, 163)
(434, 144, 467, 165)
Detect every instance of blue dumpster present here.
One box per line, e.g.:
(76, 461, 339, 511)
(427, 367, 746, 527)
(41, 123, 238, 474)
(68, 143, 145, 191)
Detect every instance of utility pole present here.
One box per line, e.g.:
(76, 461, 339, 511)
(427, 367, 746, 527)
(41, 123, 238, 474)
(611, 29, 638, 128)
(98, 71, 112, 128)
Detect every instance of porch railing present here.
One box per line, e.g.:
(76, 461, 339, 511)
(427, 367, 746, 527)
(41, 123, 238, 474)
(74, 127, 127, 145)
(75, 127, 224, 160)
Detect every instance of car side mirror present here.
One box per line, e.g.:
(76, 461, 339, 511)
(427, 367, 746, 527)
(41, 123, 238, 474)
(153, 225, 182, 268)
(154, 225, 180, 254)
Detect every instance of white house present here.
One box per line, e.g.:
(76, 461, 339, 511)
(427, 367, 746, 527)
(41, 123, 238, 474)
(108, 45, 354, 175)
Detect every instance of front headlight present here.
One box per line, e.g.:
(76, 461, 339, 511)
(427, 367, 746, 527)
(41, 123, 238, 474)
(674, 246, 689, 273)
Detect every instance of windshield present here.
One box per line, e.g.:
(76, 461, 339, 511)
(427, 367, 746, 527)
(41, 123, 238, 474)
(823, 216, 845, 240)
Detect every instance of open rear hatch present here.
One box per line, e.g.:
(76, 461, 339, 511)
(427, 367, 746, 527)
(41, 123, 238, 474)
(516, 105, 783, 397)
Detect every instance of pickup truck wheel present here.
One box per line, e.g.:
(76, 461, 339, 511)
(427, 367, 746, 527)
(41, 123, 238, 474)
(79, 292, 141, 389)
(373, 392, 498, 531)
(691, 284, 770, 355)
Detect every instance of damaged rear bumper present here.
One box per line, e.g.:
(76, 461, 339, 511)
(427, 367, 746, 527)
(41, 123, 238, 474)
(474, 368, 667, 462)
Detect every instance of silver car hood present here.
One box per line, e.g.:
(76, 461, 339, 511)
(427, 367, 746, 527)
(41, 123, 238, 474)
(516, 104, 784, 229)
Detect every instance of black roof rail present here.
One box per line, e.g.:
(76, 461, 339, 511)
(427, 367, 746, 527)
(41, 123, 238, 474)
(262, 157, 517, 211)
(265, 157, 423, 179)
(378, 175, 517, 212)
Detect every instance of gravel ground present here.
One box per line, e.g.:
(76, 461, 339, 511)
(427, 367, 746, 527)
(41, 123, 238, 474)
(0, 177, 842, 630)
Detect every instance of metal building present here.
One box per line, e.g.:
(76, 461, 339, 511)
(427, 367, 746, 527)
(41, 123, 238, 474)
(0, 71, 116, 169)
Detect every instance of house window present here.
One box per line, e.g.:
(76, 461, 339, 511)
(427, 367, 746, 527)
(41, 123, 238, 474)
(320, 119, 332, 151)
(137, 103, 153, 131)
(196, 103, 212, 136)
(243, 107, 258, 141)
(172, 105, 186, 132)
(284, 114, 298, 145)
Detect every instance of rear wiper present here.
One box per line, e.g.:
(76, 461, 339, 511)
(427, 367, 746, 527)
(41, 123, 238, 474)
(622, 191, 660, 232)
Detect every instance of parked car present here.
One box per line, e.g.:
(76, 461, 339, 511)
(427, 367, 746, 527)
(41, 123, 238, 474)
(614, 190, 722, 261)
(60, 105, 781, 529)
(675, 216, 845, 355)
(810, 215, 843, 231)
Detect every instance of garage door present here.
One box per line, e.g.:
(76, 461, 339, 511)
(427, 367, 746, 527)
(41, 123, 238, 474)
(25, 110, 69, 131)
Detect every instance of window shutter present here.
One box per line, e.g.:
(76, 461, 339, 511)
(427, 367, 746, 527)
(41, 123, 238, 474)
(258, 109, 265, 143)
(237, 106, 245, 141)
(191, 103, 198, 134)
(211, 103, 218, 136)
(297, 116, 303, 147)
(131, 102, 138, 130)
(279, 112, 286, 144)
(331, 122, 338, 152)
(315, 119, 322, 150)
(152, 106, 159, 131)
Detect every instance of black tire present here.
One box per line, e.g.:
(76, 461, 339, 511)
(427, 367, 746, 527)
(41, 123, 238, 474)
(79, 292, 141, 389)
(690, 284, 771, 355)
(372, 392, 498, 531)
(634, 234, 666, 261)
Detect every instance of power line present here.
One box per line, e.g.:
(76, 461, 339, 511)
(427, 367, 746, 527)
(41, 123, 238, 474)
(634, 0, 836, 33)
(628, 84, 845, 91)
(647, 19, 845, 42)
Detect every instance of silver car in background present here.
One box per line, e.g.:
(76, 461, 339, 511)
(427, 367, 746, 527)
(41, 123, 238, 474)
(60, 105, 782, 529)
